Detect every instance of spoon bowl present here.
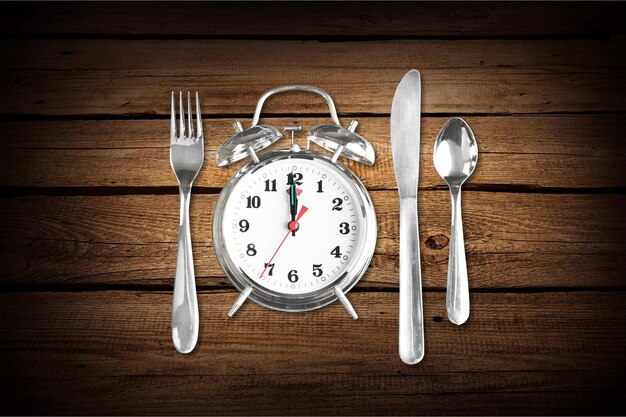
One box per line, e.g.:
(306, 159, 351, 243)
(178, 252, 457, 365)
(433, 117, 477, 326)
(433, 117, 478, 186)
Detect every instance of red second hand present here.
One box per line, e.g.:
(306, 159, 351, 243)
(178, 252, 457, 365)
(258, 205, 308, 279)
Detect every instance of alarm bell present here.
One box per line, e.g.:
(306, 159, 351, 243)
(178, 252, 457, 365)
(216, 85, 376, 166)
(216, 122, 282, 167)
(308, 120, 375, 165)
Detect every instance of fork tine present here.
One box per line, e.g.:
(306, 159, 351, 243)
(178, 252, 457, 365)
(195, 91, 203, 139)
(187, 91, 194, 139)
(179, 91, 185, 139)
(170, 91, 176, 140)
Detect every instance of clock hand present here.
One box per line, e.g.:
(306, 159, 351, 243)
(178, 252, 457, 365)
(258, 205, 308, 279)
(290, 184, 297, 216)
(291, 203, 307, 227)
(287, 173, 299, 236)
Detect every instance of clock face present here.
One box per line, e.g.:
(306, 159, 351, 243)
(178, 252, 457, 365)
(217, 153, 373, 297)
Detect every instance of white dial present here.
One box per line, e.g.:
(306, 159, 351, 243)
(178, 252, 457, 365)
(220, 155, 367, 295)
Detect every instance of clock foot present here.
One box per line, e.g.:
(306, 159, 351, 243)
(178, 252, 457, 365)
(228, 286, 253, 317)
(334, 286, 358, 320)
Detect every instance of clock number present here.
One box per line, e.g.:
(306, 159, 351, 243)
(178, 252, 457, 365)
(288, 269, 299, 283)
(264, 262, 275, 276)
(339, 222, 350, 234)
(246, 195, 261, 208)
(312, 264, 323, 277)
(332, 198, 343, 211)
(246, 244, 257, 256)
(330, 246, 342, 258)
(239, 219, 250, 232)
(317, 180, 324, 193)
(287, 173, 303, 185)
(264, 179, 277, 192)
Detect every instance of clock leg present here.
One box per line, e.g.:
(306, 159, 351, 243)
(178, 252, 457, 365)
(334, 286, 358, 320)
(228, 286, 253, 317)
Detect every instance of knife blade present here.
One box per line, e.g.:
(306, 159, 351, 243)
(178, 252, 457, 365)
(391, 69, 424, 365)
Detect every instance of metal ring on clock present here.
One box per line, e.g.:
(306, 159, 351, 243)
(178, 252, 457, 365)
(212, 150, 377, 313)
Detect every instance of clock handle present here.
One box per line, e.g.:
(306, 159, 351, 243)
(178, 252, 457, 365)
(250, 85, 342, 128)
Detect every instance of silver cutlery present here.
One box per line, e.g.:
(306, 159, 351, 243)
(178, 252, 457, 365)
(170, 91, 203, 353)
(433, 118, 478, 325)
(391, 69, 424, 364)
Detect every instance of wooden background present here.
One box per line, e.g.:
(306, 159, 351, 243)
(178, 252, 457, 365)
(1, 2, 626, 415)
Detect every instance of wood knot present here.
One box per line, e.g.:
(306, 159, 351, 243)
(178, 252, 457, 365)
(425, 234, 449, 250)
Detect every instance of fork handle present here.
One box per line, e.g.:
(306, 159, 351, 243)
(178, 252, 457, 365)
(172, 187, 199, 354)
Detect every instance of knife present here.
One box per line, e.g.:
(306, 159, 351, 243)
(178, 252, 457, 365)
(391, 69, 424, 364)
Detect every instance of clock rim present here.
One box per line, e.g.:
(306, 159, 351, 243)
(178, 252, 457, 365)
(212, 149, 377, 313)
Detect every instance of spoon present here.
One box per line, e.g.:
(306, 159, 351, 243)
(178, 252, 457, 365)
(433, 117, 478, 325)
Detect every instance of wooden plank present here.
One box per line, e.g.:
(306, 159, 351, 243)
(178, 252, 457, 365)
(2, 39, 626, 115)
(2, 115, 625, 189)
(2, 192, 624, 289)
(0, 291, 624, 415)
(1, 2, 625, 38)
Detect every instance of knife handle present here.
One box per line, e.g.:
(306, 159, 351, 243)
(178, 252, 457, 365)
(398, 197, 425, 364)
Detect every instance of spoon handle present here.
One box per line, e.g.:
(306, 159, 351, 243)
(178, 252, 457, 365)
(447, 185, 470, 325)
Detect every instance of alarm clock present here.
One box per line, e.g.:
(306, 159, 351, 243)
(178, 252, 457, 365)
(213, 85, 377, 319)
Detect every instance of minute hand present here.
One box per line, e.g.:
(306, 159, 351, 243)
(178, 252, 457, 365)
(290, 183, 298, 219)
(288, 173, 299, 236)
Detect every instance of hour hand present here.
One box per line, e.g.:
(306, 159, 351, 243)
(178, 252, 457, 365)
(287, 173, 297, 219)
(289, 183, 298, 235)
(286, 173, 301, 235)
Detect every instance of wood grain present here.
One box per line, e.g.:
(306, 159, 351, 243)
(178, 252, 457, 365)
(1, 3, 625, 415)
(1, 291, 624, 415)
(2, 192, 624, 289)
(2, 2, 625, 38)
(2, 115, 625, 190)
(2, 40, 626, 116)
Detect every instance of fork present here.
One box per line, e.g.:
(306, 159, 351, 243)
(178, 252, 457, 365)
(170, 91, 203, 354)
